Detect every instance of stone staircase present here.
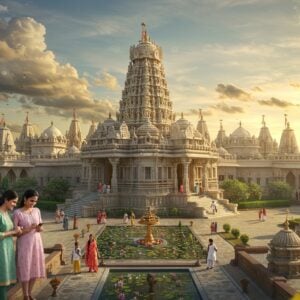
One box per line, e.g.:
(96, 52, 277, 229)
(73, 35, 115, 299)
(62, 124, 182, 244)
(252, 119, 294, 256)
(188, 195, 237, 219)
(62, 191, 99, 217)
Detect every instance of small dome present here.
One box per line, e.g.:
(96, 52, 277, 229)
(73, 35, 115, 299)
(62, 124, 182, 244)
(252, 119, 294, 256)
(175, 114, 190, 130)
(137, 118, 159, 137)
(270, 228, 300, 248)
(231, 124, 251, 139)
(103, 115, 116, 128)
(68, 145, 80, 154)
(41, 122, 64, 139)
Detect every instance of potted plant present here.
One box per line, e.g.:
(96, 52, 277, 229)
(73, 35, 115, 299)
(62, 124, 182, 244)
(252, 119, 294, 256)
(50, 277, 62, 297)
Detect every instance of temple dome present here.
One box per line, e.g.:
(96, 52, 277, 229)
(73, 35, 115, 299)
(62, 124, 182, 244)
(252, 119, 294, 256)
(41, 122, 64, 139)
(137, 118, 159, 137)
(231, 124, 251, 139)
(270, 227, 300, 248)
(175, 114, 190, 130)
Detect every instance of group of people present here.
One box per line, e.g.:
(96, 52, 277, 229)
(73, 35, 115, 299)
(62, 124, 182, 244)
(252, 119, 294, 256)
(71, 234, 99, 274)
(0, 189, 45, 300)
(55, 208, 65, 223)
(96, 210, 107, 224)
(97, 181, 111, 194)
(123, 211, 135, 226)
(258, 208, 267, 221)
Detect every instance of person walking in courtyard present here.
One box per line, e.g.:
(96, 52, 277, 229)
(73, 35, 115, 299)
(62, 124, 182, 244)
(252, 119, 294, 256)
(55, 208, 60, 223)
(63, 214, 69, 230)
(210, 222, 215, 234)
(123, 212, 129, 224)
(130, 211, 135, 226)
(13, 189, 45, 300)
(101, 210, 107, 224)
(59, 209, 65, 223)
(85, 234, 99, 272)
(73, 214, 78, 229)
(210, 200, 217, 214)
(0, 190, 22, 300)
(258, 209, 262, 221)
(71, 242, 82, 274)
(206, 238, 218, 270)
(97, 210, 102, 224)
(262, 208, 267, 221)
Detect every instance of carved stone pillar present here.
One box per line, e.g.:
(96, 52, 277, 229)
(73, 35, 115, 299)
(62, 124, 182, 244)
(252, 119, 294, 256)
(202, 162, 209, 192)
(109, 158, 119, 193)
(173, 162, 178, 193)
(87, 163, 92, 192)
(181, 158, 191, 194)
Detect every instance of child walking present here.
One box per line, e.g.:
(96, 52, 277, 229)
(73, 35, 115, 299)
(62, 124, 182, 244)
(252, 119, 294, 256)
(71, 242, 82, 274)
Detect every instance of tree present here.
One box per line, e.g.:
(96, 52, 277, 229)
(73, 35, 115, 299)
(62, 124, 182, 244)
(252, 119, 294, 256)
(221, 179, 249, 203)
(42, 178, 70, 202)
(12, 177, 38, 197)
(248, 183, 262, 201)
(265, 181, 292, 200)
(0, 176, 10, 193)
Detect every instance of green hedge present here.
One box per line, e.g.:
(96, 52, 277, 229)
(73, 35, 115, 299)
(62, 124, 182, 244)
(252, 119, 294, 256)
(36, 200, 58, 211)
(238, 200, 291, 209)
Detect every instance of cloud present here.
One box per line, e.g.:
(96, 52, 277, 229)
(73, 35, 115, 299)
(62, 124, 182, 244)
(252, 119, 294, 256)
(252, 86, 263, 92)
(7, 123, 22, 133)
(258, 97, 298, 108)
(94, 72, 120, 91)
(0, 17, 114, 121)
(0, 5, 7, 13)
(212, 102, 244, 113)
(290, 82, 300, 88)
(215, 84, 251, 101)
(186, 108, 212, 117)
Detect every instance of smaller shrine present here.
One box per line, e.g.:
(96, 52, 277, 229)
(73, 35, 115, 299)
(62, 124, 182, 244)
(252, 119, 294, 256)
(267, 215, 300, 278)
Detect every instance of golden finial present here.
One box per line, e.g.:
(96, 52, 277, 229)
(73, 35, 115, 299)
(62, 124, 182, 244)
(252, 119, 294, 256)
(239, 121, 242, 127)
(262, 115, 265, 127)
(181, 112, 184, 119)
(25, 112, 29, 124)
(199, 109, 203, 120)
(284, 114, 288, 128)
(220, 119, 223, 129)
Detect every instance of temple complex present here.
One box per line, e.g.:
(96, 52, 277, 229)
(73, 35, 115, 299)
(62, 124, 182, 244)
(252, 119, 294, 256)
(1, 25, 300, 215)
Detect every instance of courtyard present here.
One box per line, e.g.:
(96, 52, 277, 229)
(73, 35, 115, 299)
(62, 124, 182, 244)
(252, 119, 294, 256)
(9, 205, 298, 300)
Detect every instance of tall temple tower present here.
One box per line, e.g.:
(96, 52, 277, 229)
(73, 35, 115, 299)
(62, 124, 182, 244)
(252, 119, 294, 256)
(119, 23, 173, 135)
(67, 109, 82, 149)
(258, 115, 276, 158)
(15, 112, 36, 154)
(279, 115, 299, 154)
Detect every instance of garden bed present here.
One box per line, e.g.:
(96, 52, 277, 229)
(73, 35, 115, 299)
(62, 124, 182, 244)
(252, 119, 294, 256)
(219, 232, 247, 247)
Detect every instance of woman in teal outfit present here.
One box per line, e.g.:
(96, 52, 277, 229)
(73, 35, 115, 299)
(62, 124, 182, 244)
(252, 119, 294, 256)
(0, 190, 22, 300)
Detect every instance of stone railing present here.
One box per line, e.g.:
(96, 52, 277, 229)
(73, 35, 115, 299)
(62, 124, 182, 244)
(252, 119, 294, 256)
(217, 198, 238, 213)
(233, 248, 297, 299)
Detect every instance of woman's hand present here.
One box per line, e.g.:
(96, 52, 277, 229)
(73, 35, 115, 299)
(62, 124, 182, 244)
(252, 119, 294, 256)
(36, 224, 43, 232)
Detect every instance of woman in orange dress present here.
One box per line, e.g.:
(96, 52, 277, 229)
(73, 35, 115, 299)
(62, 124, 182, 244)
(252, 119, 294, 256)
(85, 234, 99, 272)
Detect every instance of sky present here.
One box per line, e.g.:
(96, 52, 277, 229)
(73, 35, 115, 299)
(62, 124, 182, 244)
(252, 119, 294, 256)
(0, 0, 300, 142)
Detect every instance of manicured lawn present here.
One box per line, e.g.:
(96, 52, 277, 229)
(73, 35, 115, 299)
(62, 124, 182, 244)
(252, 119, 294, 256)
(219, 232, 247, 247)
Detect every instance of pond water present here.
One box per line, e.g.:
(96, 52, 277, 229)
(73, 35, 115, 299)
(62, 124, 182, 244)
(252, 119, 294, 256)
(98, 270, 202, 300)
(97, 226, 204, 260)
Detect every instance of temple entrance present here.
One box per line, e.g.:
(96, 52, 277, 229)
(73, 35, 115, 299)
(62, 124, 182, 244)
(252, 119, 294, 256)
(7, 169, 16, 184)
(286, 171, 296, 188)
(104, 160, 112, 186)
(177, 164, 183, 192)
(20, 169, 28, 178)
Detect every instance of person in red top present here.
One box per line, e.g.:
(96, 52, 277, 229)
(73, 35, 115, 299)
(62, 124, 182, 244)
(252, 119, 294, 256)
(85, 234, 99, 272)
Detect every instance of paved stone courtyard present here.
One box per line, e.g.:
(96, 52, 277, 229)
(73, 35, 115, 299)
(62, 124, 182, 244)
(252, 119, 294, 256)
(22, 206, 300, 300)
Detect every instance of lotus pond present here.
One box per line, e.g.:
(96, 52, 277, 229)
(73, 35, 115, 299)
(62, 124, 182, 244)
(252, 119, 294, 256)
(97, 226, 204, 259)
(98, 270, 202, 300)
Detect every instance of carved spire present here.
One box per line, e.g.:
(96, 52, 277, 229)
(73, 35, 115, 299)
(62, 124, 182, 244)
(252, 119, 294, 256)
(25, 111, 29, 124)
(284, 114, 288, 129)
(220, 119, 223, 130)
(141, 22, 148, 42)
(199, 109, 203, 121)
(262, 115, 265, 127)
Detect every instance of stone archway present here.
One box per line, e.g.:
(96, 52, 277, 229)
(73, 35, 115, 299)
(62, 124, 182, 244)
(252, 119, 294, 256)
(7, 169, 16, 184)
(286, 171, 296, 188)
(20, 169, 28, 178)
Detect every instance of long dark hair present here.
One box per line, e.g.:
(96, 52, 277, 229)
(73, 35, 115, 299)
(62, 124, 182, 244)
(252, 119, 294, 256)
(19, 189, 39, 208)
(0, 190, 18, 206)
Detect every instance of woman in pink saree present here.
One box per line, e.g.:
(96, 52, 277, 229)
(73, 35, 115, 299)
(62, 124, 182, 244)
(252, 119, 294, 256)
(85, 234, 99, 272)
